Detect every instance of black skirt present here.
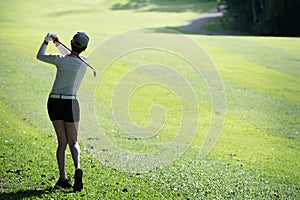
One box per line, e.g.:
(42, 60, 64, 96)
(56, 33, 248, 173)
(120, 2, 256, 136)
(47, 98, 80, 122)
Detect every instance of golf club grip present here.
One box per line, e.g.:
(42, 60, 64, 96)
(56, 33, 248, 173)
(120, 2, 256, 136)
(54, 38, 96, 77)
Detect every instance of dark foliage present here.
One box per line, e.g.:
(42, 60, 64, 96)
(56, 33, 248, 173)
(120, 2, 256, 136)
(222, 0, 300, 36)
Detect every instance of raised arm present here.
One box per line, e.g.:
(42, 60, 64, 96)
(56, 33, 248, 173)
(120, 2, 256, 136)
(54, 40, 71, 55)
(36, 33, 57, 64)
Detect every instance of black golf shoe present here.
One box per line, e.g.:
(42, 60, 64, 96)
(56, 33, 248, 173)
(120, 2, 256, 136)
(73, 168, 83, 192)
(54, 177, 72, 189)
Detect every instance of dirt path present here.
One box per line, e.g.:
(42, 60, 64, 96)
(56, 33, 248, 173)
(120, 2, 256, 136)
(178, 8, 224, 35)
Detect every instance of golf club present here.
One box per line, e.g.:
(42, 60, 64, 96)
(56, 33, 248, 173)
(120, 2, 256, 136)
(52, 37, 96, 77)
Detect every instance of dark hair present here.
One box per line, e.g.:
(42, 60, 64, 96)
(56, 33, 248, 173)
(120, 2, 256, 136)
(71, 42, 86, 54)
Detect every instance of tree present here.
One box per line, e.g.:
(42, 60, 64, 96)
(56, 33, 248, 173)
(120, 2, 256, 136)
(222, 0, 300, 36)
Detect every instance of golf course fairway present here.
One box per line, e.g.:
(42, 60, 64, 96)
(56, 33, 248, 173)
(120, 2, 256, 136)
(0, 0, 299, 199)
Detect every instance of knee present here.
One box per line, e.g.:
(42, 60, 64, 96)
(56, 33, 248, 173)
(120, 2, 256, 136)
(57, 143, 67, 150)
(68, 141, 78, 147)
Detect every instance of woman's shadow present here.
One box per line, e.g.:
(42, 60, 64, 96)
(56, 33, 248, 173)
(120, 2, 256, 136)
(0, 187, 63, 199)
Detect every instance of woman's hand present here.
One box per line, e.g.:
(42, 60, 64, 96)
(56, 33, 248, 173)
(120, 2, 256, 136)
(44, 32, 57, 42)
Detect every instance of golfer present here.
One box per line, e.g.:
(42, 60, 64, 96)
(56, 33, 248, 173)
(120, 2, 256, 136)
(36, 32, 89, 192)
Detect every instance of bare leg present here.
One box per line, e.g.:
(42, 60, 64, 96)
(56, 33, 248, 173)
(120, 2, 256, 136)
(52, 120, 68, 181)
(65, 121, 83, 192)
(65, 122, 80, 169)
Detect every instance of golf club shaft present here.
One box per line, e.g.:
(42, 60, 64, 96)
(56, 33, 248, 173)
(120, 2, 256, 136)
(54, 38, 96, 77)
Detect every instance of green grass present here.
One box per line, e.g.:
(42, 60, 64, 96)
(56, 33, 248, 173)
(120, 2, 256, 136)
(1, 0, 300, 199)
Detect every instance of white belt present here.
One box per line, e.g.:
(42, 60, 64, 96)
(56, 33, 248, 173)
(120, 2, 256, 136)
(49, 94, 77, 99)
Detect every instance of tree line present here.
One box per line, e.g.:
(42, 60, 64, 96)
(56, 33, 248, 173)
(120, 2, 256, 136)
(216, 0, 300, 36)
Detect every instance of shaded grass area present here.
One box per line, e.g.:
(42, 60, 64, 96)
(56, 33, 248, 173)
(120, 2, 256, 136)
(202, 17, 252, 36)
(110, 0, 217, 13)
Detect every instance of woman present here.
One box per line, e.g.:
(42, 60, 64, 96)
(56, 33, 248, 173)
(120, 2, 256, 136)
(36, 32, 89, 192)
